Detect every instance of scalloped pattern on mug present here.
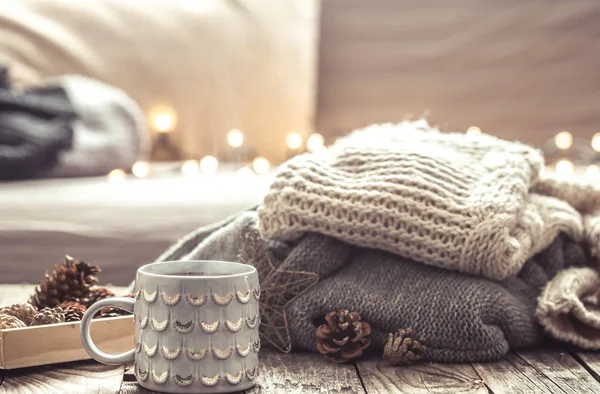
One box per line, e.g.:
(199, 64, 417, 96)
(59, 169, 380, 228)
(200, 374, 220, 387)
(252, 338, 261, 353)
(185, 293, 207, 307)
(252, 287, 261, 300)
(173, 320, 194, 334)
(186, 347, 207, 361)
(143, 289, 157, 303)
(236, 290, 251, 304)
(152, 370, 169, 385)
(135, 342, 142, 354)
(246, 366, 259, 381)
(161, 292, 181, 306)
(134, 289, 141, 300)
(246, 315, 259, 329)
(173, 374, 194, 387)
(212, 346, 233, 360)
(144, 343, 157, 357)
(151, 318, 169, 332)
(136, 366, 149, 381)
(226, 370, 244, 385)
(139, 316, 149, 329)
(212, 292, 233, 306)
(161, 346, 182, 360)
(200, 321, 219, 333)
(236, 343, 250, 357)
(225, 318, 243, 333)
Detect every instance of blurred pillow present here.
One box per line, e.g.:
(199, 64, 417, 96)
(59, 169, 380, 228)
(0, 0, 320, 163)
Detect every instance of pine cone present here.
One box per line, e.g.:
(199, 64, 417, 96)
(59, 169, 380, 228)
(383, 328, 427, 365)
(316, 310, 371, 363)
(0, 303, 37, 325)
(30, 307, 66, 326)
(59, 301, 87, 322)
(0, 314, 27, 329)
(30, 255, 101, 309)
(86, 286, 115, 307)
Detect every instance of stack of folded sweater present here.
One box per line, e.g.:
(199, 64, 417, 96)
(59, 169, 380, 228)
(150, 121, 600, 363)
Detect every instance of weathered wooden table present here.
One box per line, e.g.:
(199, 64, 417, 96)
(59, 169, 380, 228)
(2, 285, 600, 393)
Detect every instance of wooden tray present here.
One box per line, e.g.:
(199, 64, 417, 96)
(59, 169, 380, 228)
(0, 315, 133, 369)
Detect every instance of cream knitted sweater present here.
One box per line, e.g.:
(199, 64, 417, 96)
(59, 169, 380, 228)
(258, 121, 584, 280)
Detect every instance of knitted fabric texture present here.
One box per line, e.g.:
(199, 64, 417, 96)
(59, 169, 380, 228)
(146, 210, 586, 363)
(258, 121, 583, 280)
(283, 232, 585, 363)
(536, 266, 600, 349)
(533, 173, 600, 264)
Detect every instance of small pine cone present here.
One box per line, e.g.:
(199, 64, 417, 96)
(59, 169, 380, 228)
(383, 328, 427, 366)
(0, 314, 27, 329)
(86, 286, 116, 307)
(59, 301, 87, 322)
(316, 310, 371, 363)
(30, 255, 101, 309)
(0, 303, 37, 325)
(30, 307, 66, 326)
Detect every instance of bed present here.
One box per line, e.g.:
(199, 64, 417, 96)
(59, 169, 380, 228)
(0, 166, 272, 285)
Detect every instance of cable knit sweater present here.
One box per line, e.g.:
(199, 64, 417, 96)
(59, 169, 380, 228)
(258, 121, 583, 280)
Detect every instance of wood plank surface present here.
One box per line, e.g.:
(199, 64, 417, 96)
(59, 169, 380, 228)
(357, 359, 487, 394)
(472, 350, 600, 394)
(246, 350, 365, 394)
(573, 352, 600, 381)
(514, 350, 600, 393)
(117, 349, 365, 394)
(0, 361, 124, 394)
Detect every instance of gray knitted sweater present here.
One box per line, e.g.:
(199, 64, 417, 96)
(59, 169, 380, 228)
(152, 210, 585, 363)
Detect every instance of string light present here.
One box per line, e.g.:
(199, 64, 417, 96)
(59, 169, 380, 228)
(554, 131, 573, 150)
(200, 155, 219, 173)
(306, 133, 325, 153)
(587, 165, 600, 181)
(555, 160, 575, 178)
(252, 157, 270, 175)
(149, 106, 177, 133)
(237, 166, 255, 177)
(154, 114, 173, 132)
(132, 161, 150, 178)
(227, 129, 244, 148)
(181, 160, 199, 176)
(286, 132, 303, 150)
(107, 169, 126, 183)
(592, 133, 600, 152)
(466, 126, 481, 136)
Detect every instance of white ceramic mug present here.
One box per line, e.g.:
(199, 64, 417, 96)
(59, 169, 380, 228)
(80, 260, 260, 393)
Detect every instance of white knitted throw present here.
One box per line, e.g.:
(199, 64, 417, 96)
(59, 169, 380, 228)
(258, 121, 584, 280)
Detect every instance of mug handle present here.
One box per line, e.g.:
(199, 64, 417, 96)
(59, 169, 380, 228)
(80, 297, 136, 365)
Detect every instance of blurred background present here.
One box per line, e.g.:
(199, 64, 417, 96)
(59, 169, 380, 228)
(1, 0, 599, 285)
